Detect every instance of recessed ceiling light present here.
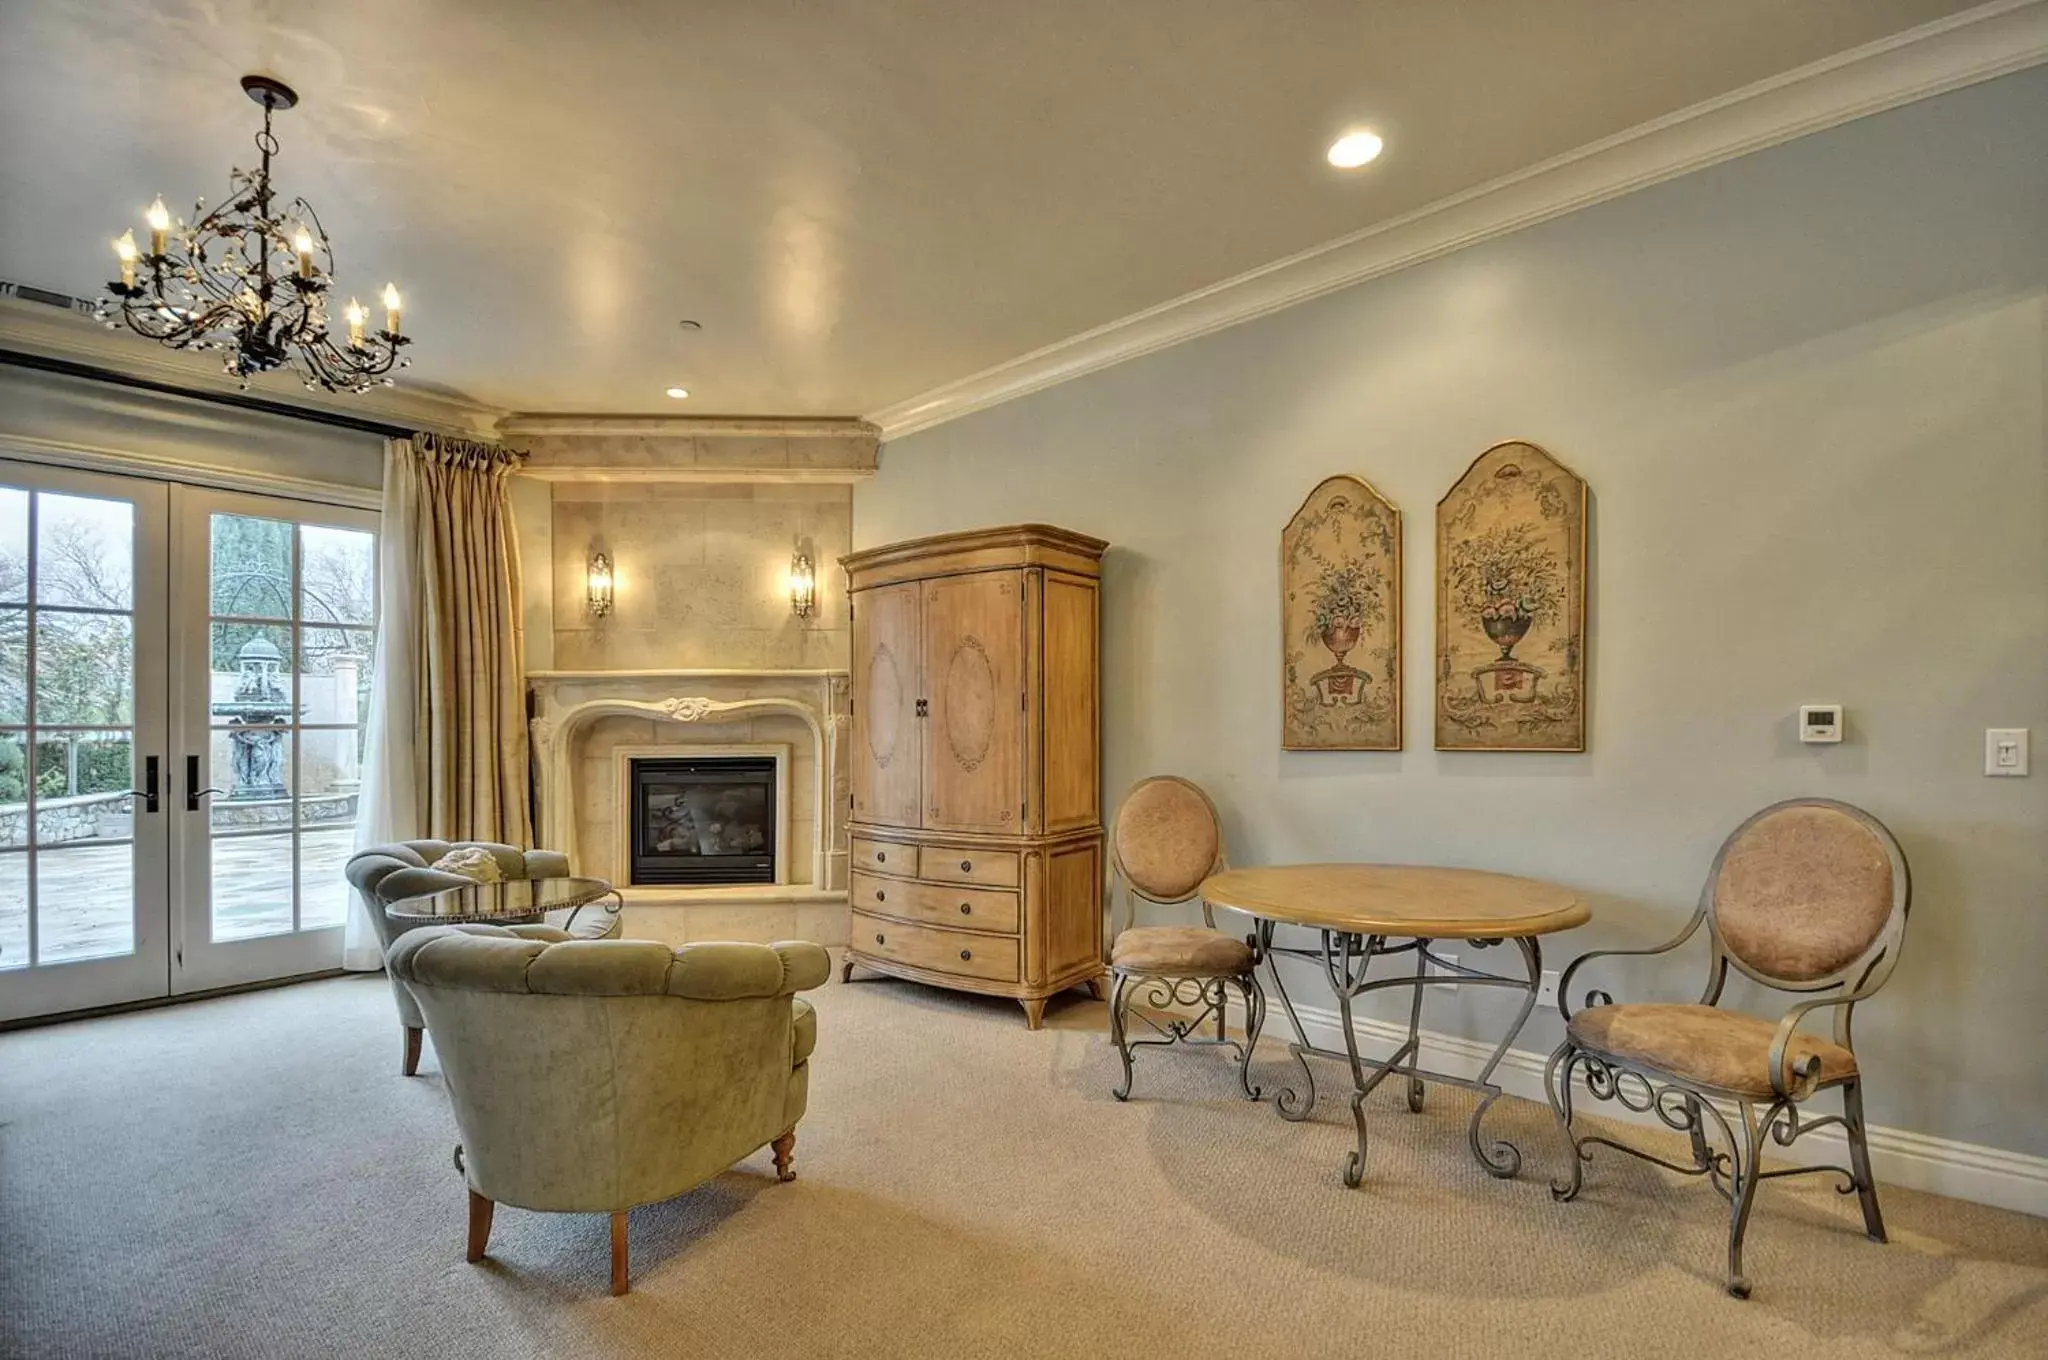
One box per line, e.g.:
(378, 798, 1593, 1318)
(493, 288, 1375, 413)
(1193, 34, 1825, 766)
(665, 386, 689, 399)
(1327, 130, 1384, 169)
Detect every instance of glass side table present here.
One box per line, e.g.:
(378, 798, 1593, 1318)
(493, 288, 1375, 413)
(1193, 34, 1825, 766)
(385, 875, 621, 935)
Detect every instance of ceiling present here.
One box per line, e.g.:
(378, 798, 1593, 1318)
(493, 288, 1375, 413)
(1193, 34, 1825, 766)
(0, 1, 1992, 418)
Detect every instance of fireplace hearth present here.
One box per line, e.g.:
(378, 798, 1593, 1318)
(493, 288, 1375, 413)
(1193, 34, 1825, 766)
(629, 756, 778, 886)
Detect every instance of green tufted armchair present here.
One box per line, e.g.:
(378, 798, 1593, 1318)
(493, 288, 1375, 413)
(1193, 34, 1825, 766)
(387, 924, 829, 1295)
(345, 840, 622, 1075)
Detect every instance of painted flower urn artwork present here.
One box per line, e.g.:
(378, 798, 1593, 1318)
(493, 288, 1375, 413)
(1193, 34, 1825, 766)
(1282, 475, 1401, 750)
(1435, 441, 1588, 751)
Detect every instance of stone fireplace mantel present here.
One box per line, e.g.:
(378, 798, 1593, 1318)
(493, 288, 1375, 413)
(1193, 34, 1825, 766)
(527, 669, 851, 918)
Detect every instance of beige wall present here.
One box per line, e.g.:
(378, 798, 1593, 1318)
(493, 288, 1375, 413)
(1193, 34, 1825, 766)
(854, 71, 2048, 1156)
(524, 480, 850, 672)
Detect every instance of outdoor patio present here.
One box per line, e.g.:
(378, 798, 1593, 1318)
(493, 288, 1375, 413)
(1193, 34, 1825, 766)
(0, 826, 354, 970)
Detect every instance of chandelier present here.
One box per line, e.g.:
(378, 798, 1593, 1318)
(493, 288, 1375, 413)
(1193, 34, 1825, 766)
(98, 74, 411, 394)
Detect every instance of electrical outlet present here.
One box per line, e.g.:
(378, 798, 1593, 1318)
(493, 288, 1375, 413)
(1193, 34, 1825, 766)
(1431, 952, 1459, 991)
(1536, 970, 1560, 1008)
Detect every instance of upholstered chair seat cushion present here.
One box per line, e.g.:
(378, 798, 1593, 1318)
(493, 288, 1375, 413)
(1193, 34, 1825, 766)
(1568, 1002, 1858, 1098)
(792, 997, 818, 1064)
(1111, 925, 1254, 976)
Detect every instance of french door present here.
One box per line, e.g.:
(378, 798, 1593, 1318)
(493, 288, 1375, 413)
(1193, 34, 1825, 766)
(171, 487, 378, 993)
(0, 460, 376, 1022)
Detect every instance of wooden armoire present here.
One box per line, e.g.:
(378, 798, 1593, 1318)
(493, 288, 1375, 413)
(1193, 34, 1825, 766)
(840, 524, 1107, 1028)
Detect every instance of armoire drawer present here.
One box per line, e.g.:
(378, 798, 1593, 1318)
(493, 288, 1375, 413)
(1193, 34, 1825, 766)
(851, 911, 1021, 983)
(851, 837, 913, 877)
(850, 872, 1022, 934)
(917, 846, 1021, 889)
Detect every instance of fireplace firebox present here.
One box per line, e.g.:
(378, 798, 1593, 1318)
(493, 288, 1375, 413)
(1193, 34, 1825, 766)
(629, 756, 778, 885)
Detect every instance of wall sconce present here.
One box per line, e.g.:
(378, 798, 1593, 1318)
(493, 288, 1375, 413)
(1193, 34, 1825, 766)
(788, 551, 816, 619)
(586, 551, 614, 618)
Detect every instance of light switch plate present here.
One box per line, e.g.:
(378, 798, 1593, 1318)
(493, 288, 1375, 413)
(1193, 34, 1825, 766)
(1986, 728, 2030, 777)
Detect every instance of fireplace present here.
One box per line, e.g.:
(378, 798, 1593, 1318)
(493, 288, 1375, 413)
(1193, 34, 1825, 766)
(628, 756, 779, 886)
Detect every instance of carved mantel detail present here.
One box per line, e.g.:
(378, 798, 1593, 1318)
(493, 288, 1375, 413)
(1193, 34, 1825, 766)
(526, 669, 852, 894)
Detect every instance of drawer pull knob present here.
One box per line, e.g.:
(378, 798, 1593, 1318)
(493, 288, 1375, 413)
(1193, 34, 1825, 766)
(876, 851, 886, 863)
(959, 902, 972, 915)
(960, 859, 972, 872)
(959, 949, 972, 961)
(875, 889, 885, 902)
(875, 933, 885, 945)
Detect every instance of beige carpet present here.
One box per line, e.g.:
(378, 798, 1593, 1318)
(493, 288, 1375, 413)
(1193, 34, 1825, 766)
(3, 964, 2045, 1359)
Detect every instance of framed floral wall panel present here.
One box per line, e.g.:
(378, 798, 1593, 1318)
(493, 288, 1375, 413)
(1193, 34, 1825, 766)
(1435, 441, 1588, 751)
(1282, 475, 1401, 750)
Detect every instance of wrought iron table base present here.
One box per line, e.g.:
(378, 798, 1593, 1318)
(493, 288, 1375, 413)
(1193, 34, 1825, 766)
(559, 889, 624, 937)
(1257, 921, 1542, 1188)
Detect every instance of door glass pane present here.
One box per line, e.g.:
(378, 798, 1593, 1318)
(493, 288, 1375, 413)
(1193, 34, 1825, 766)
(0, 853, 24, 970)
(210, 513, 293, 619)
(37, 493, 133, 609)
(0, 731, 26, 849)
(0, 488, 27, 603)
(210, 833, 295, 942)
(35, 612, 134, 724)
(211, 621, 294, 713)
(0, 606, 23, 724)
(208, 727, 294, 832)
(296, 729, 360, 827)
(32, 730, 134, 842)
(35, 841, 134, 963)
(300, 525, 374, 625)
(299, 627, 371, 727)
(298, 827, 353, 929)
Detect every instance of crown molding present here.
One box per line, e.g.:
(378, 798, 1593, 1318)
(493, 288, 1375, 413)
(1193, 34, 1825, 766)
(500, 414, 878, 440)
(864, 0, 2048, 441)
(0, 293, 505, 437)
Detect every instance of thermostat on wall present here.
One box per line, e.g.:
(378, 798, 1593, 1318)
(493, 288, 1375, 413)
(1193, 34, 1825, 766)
(1799, 704, 1843, 744)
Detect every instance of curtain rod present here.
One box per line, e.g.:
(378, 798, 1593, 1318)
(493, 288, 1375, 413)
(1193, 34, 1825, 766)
(0, 347, 416, 440)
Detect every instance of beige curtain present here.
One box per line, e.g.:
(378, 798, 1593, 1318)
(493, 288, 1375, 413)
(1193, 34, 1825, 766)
(360, 432, 531, 851)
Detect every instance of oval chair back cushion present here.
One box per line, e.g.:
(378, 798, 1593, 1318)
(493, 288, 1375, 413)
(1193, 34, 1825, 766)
(1709, 803, 1897, 985)
(1113, 777, 1221, 903)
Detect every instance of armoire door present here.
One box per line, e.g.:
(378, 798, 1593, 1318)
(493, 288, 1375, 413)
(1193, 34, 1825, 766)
(851, 582, 922, 826)
(921, 570, 1024, 833)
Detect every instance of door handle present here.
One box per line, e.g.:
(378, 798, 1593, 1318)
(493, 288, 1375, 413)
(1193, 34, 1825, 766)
(128, 755, 160, 814)
(185, 754, 225, 812)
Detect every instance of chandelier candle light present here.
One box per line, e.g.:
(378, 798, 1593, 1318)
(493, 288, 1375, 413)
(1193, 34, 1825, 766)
(98, 74, 411, 394)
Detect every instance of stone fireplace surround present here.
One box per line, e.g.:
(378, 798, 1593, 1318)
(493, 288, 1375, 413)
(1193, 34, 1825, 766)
(528, 668, 851, 947)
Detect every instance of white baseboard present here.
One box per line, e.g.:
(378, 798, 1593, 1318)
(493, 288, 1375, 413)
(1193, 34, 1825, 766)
(1224, 997, 2048, 1218)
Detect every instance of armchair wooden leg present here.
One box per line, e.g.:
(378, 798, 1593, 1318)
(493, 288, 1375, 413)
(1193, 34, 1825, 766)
(466, 1191, 493, 1263)
(771, 1128, 798, 1182)
(402, 1026, 424, 1077)
(610, 1211, 630, 1296)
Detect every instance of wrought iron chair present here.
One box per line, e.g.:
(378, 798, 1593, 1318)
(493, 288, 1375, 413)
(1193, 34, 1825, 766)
(1545, 797, 1910, 1298)
(1105, 776, 1264, 1101)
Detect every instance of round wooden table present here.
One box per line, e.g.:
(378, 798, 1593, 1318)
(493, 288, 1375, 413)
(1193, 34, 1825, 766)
(1201, 864, 1589, 1188)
